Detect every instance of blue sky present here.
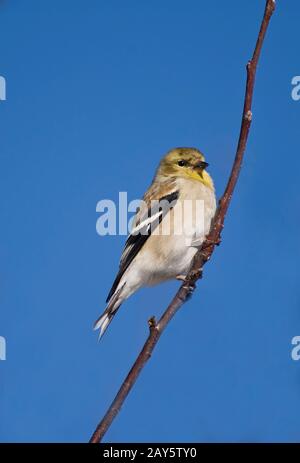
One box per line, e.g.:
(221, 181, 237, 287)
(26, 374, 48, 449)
(0, 0, 300, 443)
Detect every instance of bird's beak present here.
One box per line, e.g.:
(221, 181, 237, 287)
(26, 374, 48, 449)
(193, 161, 209, 178)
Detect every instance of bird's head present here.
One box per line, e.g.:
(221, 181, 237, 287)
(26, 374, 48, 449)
(155, 147, 214, 190)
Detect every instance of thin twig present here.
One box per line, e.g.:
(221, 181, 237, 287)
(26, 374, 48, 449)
(89, 0, 276, 443)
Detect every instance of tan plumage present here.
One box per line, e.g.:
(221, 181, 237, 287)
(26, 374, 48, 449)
(94, 147, 216, 338)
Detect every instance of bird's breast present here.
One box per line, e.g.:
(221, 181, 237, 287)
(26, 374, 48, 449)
(173, 178, 216, 246)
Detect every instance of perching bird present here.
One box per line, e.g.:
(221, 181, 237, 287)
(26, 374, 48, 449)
(94, 147, 216, 338)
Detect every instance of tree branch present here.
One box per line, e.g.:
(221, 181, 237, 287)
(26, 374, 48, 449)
(89, 0, 276, 444)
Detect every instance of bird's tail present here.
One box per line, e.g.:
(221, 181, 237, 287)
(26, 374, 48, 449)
(93, 285, 125, 339)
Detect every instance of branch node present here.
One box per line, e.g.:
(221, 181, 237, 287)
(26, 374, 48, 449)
(245, 110, 252, 122)
(268, 0, 276, 12)
(148, 316, 157, 331)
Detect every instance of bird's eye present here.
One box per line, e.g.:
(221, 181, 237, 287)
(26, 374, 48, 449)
(177, 160, 186, 167)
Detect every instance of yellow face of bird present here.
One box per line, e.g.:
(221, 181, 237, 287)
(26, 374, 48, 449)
(156, 147, 214, 190)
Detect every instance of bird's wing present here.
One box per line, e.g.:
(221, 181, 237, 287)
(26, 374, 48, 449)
(106, 179, 178, 302)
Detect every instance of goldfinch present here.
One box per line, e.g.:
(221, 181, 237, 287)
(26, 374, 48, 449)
(94, 147, 216, 338)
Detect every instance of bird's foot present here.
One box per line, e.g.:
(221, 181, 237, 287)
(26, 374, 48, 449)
(176, 274, 194, 296)
(183, 281, 196, 300)
(201, 237, 221, 250)
(176, 274, 187, 282)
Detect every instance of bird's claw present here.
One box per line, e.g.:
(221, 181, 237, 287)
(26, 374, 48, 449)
(201, 237, 221, 250)
(183, 282, 196, 300)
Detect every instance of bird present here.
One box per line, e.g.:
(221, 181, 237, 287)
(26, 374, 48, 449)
(94, 147, 216, 338)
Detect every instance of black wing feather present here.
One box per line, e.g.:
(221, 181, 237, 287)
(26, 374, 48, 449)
(106, 190, 178, 302)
